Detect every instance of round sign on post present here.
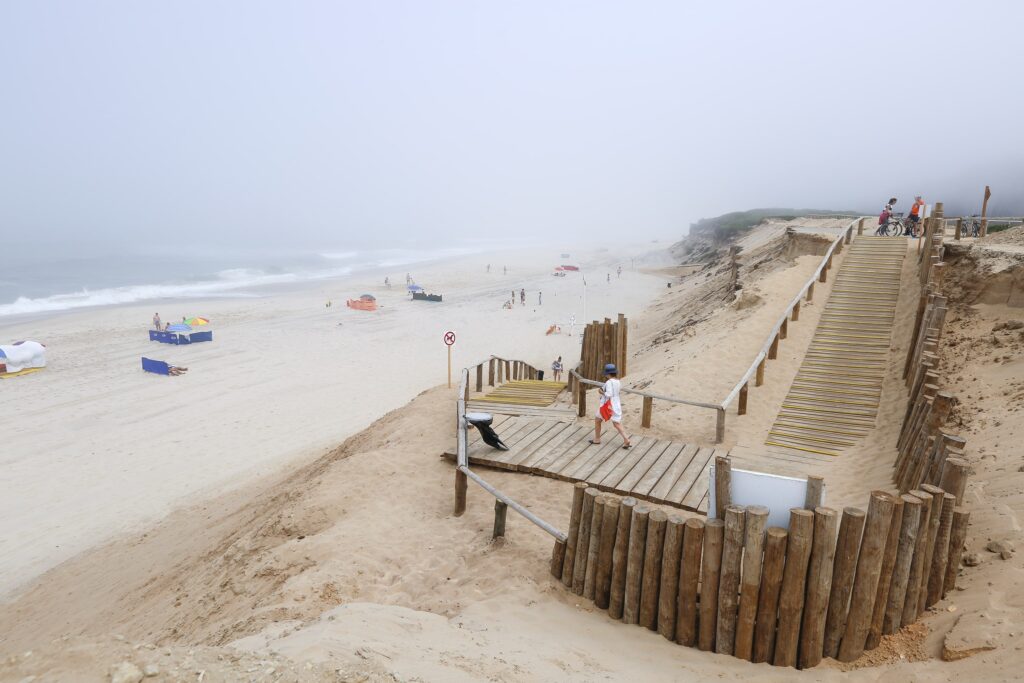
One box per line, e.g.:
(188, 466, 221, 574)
(444, 331, 456, 346)
(444, 330, 456, 388)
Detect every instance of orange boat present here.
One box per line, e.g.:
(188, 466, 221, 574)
(346, 294, 378, 312)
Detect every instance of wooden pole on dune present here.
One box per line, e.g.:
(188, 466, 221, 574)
(572, 488, 599, 595)
(716, 505, 746, 656)
(735, 506, 769, 660)
(805, 476, 825, 510)
(900, 490, 933, 626)
(926, 493, 956, 607)
(914, 484, 945, 618)
(838, 491, 897, 663)
(583, 495, 607, 601)
(714, 456, 732, 519)
(798, 506, 838, 669)
(675, 517, 705, 647)
(594, 497, 621, 610)
(492, 500, 507, 539)
(623, 504, 650, 624)
(608, 496, 636, 619)
(561, 482, 589, 587)
(550, 539, 566, 578)
(752, 527, 788, 664)
(883, 494, 923, 634)
(823, 507, 866, 659)
(488, 358, 495, 386)
(773, 508, 814, 668)
(866, 495, 905, 650)
(658, 515, 686, 641)
(939, 457, 969, 505)
(698, 518, 725, 651)
(454, 470, 467, 517)
(980, 185, 991, 237)
(942, 508, 971, 598)
(639, 510, 668, 630)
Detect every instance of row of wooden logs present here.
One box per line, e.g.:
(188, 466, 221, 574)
(549, 479, 970, 669)
(896, 202, 968, 495)
(467, 357, 539, 398)
(576, 314, 629, 385)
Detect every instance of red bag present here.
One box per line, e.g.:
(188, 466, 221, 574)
(599, 399, 614, 421)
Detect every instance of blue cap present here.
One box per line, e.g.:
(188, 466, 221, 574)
(603, 363, 617, 375)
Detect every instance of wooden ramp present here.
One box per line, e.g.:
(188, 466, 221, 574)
(472, 379, 567, 407)
(444, 415, 724, 513)
(765, 236, 906, 456)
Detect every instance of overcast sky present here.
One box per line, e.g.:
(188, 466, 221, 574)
(2, 1, 1021, 252)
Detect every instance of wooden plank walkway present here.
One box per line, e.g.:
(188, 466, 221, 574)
(472, 379, 567, 407)
(765, 236, 906, 456)
(444, 414, 724, 512)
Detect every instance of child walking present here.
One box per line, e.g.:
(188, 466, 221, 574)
(590, 363, 631, 448)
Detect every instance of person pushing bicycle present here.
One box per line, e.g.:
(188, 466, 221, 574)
(907, 196, 924, 237)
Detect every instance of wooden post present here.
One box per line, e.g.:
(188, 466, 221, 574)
(823, 507, 866, 658)
(641, 395, 653, 428)
(658, 515, 686, 640)
(639, 510, 668, 630)
(942, 508, 971, 598)
(492, 500, 507, 539)
(798, 506, 838, 669)
(497, 359, 503, 383)
(583, 495, 606, 600)
(792, 301, 801, 322)
(550, 539, 566, 578)
(577, 382, 587, 418)
(715, 505, 745, 656)
(561, 482, 588, 587)
(623, 504, 650, 624)
(608, 496, 636, 619)
(914, 484, 945, 617)
(939, 457, 969, 505)
(488, 359, 495, 386)
(715, 408, 726, 444)
(594, 498, 621, 609)
(980, 185, 991, 236)
(773, 508, 814, 668)
(866, 495, 905, 650)
(900, 490, 932, 626)
(714, 456, 731, 520)
(883, 494, 923, 634)
(838, 491, 897, 662)
(572, 488, 598, 595)
(819, 264, 827, 283)
(807, 281, 815, 302)
(454, 469, 468, 516)
(857, 217, 865, 235)
(805, 476, 825, 510)
(752, 527, 788, 664)
(926, 493, 956, 607)
(755, 358, 766, 386)
(735, 505, 769, 661)
(476, 364, 483, 392)
(738, 383, 748, 416)
(768, 333, 780, 360)
(780, 317, 788, 340)
(675, 518, 705, 646)
(698, 518, 725, 651)
(955, 217, 963, 241)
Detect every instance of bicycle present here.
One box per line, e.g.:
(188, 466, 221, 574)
(875, 215, 907, 237)
(962, 217, 981, 238)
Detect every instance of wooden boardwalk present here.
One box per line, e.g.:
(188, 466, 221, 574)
(444, 414, 724, 512)
(765, 236, 906, 456)
(471, 379, 567, 407)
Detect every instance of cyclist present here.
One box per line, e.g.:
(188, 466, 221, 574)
(907, 196, 924, 238)
(877, 197, 897, 235)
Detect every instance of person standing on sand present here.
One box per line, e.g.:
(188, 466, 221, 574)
(538, 291, 542, 305)
(406, 273, 412, 285)
(551, 356, 563, 381)
(487, 264, 491, 273)
(590, 363, 630, 448)
(153, 312, 161, 330)
(520, 288, 525, 305)
(607, 273, 610, 283)
(617, 266, 622, 278)
(511, 290, 516, 305)
(908, 196, 925, 238)
(503, 266, 507, 275)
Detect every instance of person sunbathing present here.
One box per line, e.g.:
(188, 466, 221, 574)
(168, 366, 189, 376)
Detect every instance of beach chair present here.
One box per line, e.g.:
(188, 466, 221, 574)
(141, 357, 171, 376)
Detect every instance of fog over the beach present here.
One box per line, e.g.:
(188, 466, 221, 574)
(2, 1, 1023, 256)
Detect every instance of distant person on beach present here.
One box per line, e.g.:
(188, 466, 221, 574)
(590, 363, 630, 449)
(538, 291, 542, 305)
(384, 276, 390, 288)
(607, 273, 610, 283)
(406, 273, 412, 285)
(551, 356, 563, 381)
(511, 290, 515, 305)
(520, 288, 525, 305)
(617, 266, 622, 278)
(153, 312, 161, 330)
(908, 196, 925, 237)
(503, 266, 507, 275)
(168, 365, 188, 376)
(487, 264, 491, 273)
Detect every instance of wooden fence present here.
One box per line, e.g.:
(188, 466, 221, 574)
(576, 314, 629, 383)
(896, 203, 970, 498)
(460, 355, 541, 398)
(550, 458, 971, 668)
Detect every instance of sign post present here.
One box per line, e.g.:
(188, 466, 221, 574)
(444, 330, 456, 388)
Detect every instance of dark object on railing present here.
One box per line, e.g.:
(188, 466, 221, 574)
(412, 291, 443, 302)
(466, 411, 508, 450)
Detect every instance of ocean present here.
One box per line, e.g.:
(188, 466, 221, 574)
(0, 245, 483, 319)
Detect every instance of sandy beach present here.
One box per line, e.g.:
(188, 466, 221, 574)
(0, 244, 665, 599)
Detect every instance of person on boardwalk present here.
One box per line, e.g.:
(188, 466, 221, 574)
(590, 363, 631, 448)
(551, 356, 563, 381)
(908, 196, 925, 237)
(520, 288, 525, 305)
(153, 312, 161, 330)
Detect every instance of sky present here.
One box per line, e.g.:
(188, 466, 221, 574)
(1, 1, 1022, 253)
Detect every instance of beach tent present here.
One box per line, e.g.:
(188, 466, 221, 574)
(407, 284, 424, 292)
(0, 341, 47, 376)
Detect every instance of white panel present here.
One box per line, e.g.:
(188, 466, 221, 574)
(709, 464, 824, 530)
